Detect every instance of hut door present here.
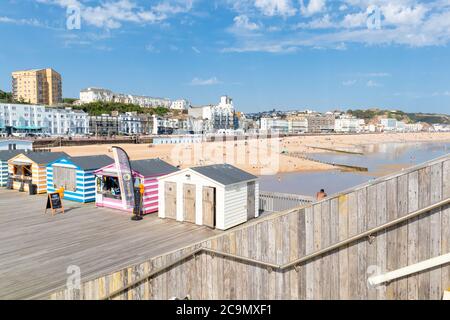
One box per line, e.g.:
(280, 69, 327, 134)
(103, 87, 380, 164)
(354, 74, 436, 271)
(165, 182, 177, 219)
(247, 181, 256, 220)
(183, 184, 196, 223)
(202, 187, 215, 228)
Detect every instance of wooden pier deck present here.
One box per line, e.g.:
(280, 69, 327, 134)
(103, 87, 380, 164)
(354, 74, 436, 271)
(0, 189, 219, 299)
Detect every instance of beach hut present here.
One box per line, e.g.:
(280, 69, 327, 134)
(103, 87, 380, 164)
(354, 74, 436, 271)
(47, 155, 114, 203)
(158, 164, 259, 230)
(94, 158, 179, 215)
(0, 150, 26, 187)
(7, 151, 68, 194)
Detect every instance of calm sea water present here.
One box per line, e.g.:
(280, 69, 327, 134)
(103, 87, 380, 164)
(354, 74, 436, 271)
(259, 141, 450, 197)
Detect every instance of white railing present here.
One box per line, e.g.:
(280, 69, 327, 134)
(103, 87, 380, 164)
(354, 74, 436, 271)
(259, 191, 314, 213)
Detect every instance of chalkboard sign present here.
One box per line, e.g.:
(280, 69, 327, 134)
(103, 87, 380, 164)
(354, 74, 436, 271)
(45, 192, 64, 216)
(6, 176, 13, 190)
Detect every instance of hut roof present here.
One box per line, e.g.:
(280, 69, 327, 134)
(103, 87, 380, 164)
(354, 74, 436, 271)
(0, 149, 26, 161)
(130, 159, 179, 177)
(191, 164, 257, 186)
(15, 151, 69, 164)
(66, 155, 114, 170)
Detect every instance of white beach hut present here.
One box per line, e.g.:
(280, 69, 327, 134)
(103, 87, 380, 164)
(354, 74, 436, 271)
(158, 164, 259, 230)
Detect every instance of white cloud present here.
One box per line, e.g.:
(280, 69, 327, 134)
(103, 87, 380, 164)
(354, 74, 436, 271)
(295, 14, 333, 29)
(367, 80, 382, 87)
(341, 12, 367, 28)
(382, 3, 428, 26)
(254, 0, 297, 17)
(300, 0, 327, 17)
(37, 0, 193, 29)
(190, 77, 222, 86)
(145, 44, 160, 53)
(233, 15, 261, 30)
(342, 80, 356, 86)
(192, 46, 201, 53)
(0, 16, 45, 27)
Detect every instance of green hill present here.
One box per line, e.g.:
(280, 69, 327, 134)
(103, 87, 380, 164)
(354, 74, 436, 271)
(347, 108, 449, 124)
(0, 90, 13, 103)
(72, 101, 170, 116)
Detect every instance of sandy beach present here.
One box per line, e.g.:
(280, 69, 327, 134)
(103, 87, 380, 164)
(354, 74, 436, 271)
(51, 132, 450, 176)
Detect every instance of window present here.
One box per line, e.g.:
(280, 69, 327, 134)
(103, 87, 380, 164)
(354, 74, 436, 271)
(53, 167, 77, 192)
(100, 176, 122, 200)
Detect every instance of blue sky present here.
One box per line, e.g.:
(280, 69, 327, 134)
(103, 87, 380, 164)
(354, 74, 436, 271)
(1, 0, 450, 113)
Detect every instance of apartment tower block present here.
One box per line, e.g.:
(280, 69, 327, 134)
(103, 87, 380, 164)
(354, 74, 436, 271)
(12, 68, 62, 106)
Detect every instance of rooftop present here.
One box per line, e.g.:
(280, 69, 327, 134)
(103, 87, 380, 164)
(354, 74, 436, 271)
(62, 155, 114, 170)
(131, 158, 179, 177)
(12, 151, 68, 164)
(191, 163, 258, 186)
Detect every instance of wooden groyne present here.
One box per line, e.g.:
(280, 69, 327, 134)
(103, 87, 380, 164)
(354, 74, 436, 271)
(51, 153, 450, 300)
(287, 152, 369, 172)
(305, 145, 364, 155)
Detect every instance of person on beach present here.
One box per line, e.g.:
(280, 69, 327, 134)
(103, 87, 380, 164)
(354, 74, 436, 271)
(316, 189, 327, 200)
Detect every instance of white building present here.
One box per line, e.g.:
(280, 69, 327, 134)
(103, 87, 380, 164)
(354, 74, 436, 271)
(170, 99, 190, 110)
(259, 117, 289, 133)
(188, 105, 213, 120)
(287, 117, 308, 133)
(0, 103, 89, 136)
(79, 88, 115, 104)
(0, 139, 33, 151)
(118, 112, 142, 135)
(212, 96, 235, 130)
(380, 118, 398, 131)
(433, 124, 450, 132)
(334, 116, 365, 133)
(158, 164, 259, 230)
(79, 87, 172, 108)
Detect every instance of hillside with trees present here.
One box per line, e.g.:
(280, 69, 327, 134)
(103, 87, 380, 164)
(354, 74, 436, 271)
(72, 101, 170, 116)
(0, 90, 13, 103)
(347, 108, 449, 124)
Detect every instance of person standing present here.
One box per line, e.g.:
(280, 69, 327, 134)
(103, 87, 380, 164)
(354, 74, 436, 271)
(316, 189, 327, 200)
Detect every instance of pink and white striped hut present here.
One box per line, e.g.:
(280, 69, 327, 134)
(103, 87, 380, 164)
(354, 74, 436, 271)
(94, 158, 179, 215)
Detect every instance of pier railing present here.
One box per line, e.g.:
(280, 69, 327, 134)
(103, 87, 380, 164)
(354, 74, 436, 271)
(259, 191, 314, 213)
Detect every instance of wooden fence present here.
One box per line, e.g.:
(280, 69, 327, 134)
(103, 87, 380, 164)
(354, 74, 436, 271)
(51, 154, 450, 300)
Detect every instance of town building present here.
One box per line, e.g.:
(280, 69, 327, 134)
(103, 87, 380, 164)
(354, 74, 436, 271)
(88, 114, 119, 137)
(170, 99, 190, 110)
(334, 115, 365, 133)
(287, 116, 308, 133)
(259, 117, 289, 133)
(0, 139, 33, 151)
(0, 103, 88, 136)
(12, 68, 62, 106)
(188, 96, 236, 132)
(212, 96, 235, 130)
(379, 118, 398, 131)
(79, 87, 172, 108)
(306, 114, 335, 133)
(432, 124, 450, 132)
(158, 164, 259, 230)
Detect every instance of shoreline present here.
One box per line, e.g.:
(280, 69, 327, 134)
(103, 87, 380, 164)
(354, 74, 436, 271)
(50, 132, 450, 176)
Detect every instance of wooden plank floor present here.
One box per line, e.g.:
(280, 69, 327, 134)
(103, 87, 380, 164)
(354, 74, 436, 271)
(0, 189, 219, 299)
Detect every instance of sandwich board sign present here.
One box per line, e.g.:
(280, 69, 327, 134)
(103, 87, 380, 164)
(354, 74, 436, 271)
(46, 192, 64, 216)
